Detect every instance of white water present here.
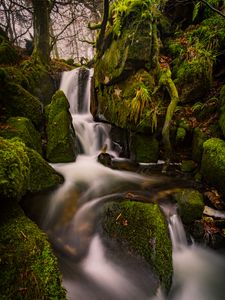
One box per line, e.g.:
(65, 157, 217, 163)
(41, 68, 225, 300)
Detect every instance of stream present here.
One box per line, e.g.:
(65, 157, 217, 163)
(23, 68, 225, 300)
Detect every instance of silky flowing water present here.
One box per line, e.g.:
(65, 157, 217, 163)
(24, 68, 225, 300)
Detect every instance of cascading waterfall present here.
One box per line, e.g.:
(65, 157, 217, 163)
(25, 68, 225, 300)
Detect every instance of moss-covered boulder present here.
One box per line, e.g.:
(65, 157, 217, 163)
(45, 90, 76, 163)
(172, 189, 204, 224)
(0, 82, 43, 128)
(130, 133, 159, 163)
(192, 127, 209, 162)
(0, 137, 63, 199)
(0, 137, 30, 201)
(26, 147, 64, 193)
(0, 117, 42, 154)
(100, 200, 173, 292)
(0, 201, 66, 300)
(201, 138, 225, 196)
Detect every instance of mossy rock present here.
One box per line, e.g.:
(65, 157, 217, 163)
(0, 41, 21, 65)
(0, 117, 42, 154)
(95, 22, 152, 85)
(0, 137, 30, 201)
(172, 188, 204, 224)
(1, 83, 43, 128)
(19, 58, 57, 105)
(192, 127, 208, 162)
(45, 90, 76, 163)
(26, 147, 64, 193)
(201, 138, 225, 196)
(96, 70, 158, 131)
(100, 200, 173, 292)
(174, 57, 212, 103)
(130, 134, 159, 163)
(0, 200, 66, 300)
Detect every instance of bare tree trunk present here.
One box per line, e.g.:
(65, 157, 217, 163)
(31, 0, 50, 63)
(96, 0, 109, 58)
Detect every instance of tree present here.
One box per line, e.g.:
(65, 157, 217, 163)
(31, 0, 51, 63)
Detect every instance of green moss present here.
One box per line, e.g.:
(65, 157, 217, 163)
(0, 137, 30, 201)
(0, 201, 66, 300)
(175, 56, 212, 102)
(97, 70, 160, 132)
(172, 189, 204, 224)
(100, 200, 173, 292)
(0, 117, 42, 154)
(1, 83, 43, 128)
(201, 138, 225, 196)
(45, 90, 76, 163)
(0, 41, 21, 65)
(130, 134, 159, 162)
(25, 147, 64, 193)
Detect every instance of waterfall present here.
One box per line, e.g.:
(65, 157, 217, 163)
(24, 68, 225, 300)
(60, 68, 112, 156)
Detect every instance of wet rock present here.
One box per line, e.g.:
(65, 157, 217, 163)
(97, 152, 112, 167)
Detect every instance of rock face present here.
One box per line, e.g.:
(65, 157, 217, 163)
(201, 138, 225, 197)
(99, 200, 173, 293)
(0, 201, 66, 300)
(45, 90, 77, 163)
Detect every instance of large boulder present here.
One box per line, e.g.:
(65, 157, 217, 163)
(25, 147, 64, 193)
(0, 137, 30, 201)
(0, 117, 42, 154)
(0, 137, 63, 200)
(99, 200, 173, 293)
(45, 90, 77, 163)
(201, 138, 225, 197)
(0, 201, 66, 300)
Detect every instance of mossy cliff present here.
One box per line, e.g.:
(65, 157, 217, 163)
(100, 200, 173, 293)
(45, 90, 77, 163)
(94, 0, 225, 163)
(0, 201, 66, 300)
